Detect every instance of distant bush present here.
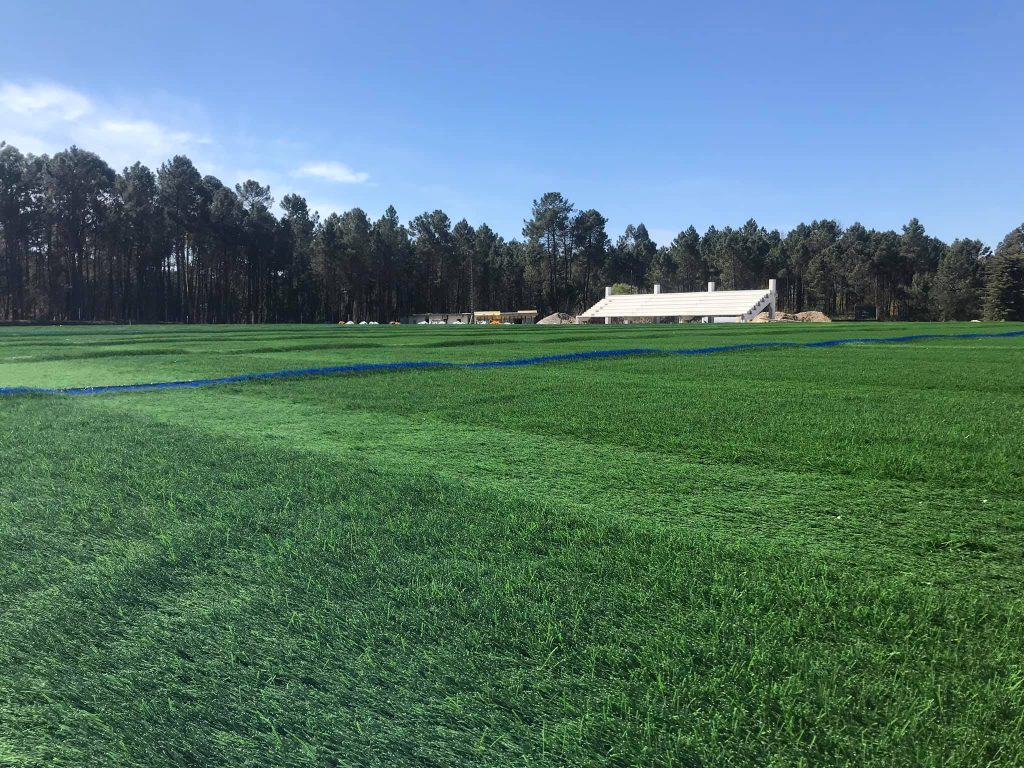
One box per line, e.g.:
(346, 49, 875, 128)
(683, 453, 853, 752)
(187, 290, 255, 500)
(611, 283, 639, 295)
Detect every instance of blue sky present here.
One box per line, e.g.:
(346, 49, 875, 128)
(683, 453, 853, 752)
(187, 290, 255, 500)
(1, 0, 1021, 247)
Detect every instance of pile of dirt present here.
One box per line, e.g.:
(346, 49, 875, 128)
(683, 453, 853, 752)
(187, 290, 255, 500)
(752, 311, 798, 322)
(795, 311, 831, 323)
(752, 310, 831, 323)
(537, 312, 576, 325)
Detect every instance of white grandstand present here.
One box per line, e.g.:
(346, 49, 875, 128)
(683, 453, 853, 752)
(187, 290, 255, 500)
(578, 280, 777, 324)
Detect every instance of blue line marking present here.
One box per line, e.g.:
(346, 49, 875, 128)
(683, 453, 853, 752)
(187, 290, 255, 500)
(2, 329, 1022, 397)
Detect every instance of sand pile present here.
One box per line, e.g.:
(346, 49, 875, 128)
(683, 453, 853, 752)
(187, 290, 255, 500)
(752, 311, 798, 322)
(752, 310, 831, 323)
(538, 312, 575, 325)
(795, 311, 831, 322)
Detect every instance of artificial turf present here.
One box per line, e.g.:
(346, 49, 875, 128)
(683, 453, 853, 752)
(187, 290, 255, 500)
(1, 322, 1022, 766)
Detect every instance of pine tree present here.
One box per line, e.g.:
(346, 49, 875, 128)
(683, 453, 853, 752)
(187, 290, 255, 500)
(983, 254, 1024, 320)
(983, 225, 1024, 321)
(933, 239, 986, 320)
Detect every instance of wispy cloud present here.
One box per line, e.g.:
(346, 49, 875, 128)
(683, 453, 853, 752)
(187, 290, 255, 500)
(295, 161, 370, 184)
(79, 119, 207, 166)
(0, 81, 210, 170)
(0, 82, 93, 121)
(1, 80, 375, 216)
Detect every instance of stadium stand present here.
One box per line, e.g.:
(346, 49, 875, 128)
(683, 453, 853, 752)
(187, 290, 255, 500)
(578, 280, 777, 323)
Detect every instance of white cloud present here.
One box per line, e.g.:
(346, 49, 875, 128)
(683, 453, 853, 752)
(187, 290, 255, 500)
(1, 132, 52, 157)
(0, 82, 93, 121)
(0, 81, 373, 210)
(77, 119, 207, 169)
(295, 161, 369, 184)
(0, 81, 210, 170)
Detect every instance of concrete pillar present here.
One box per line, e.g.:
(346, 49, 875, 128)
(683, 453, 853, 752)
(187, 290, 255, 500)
(653, 284, 661, 294)
(768, 278, 777, 320)
(768, 278, 777, 293)
(605, 286, 612, 298)
(708, 281, 715, 292)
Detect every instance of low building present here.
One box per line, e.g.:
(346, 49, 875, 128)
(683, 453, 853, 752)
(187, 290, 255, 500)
(473, 310, 538, 324)
(401, 313, 473, 325)
(401, 309, 538, 325)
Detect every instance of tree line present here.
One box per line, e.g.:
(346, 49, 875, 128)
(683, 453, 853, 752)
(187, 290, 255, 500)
(1, 142, 1022, 323)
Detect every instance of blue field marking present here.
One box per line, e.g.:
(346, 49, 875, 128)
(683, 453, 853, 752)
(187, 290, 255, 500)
(2, 329, 1022, 397)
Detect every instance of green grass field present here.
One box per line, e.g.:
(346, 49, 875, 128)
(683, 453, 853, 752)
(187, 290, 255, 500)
(2, 322, 1023, 766)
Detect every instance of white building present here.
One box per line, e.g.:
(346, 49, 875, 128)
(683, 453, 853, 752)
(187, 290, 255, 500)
(578, 281, 777, 324)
